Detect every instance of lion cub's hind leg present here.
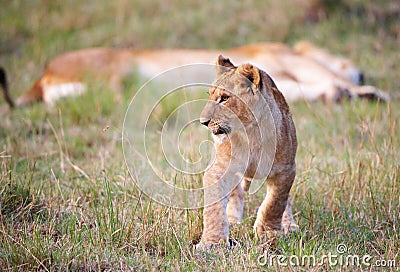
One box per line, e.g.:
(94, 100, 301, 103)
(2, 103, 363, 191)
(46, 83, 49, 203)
(254, 168, 295, 239)
(282, 199, 299, 233)
(226, 183, 245, 224)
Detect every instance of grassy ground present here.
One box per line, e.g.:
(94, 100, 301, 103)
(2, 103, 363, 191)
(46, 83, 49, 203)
(1, 0, 399, 271)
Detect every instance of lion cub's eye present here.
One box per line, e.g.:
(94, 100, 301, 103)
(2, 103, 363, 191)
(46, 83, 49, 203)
(219, 95, 230, 103)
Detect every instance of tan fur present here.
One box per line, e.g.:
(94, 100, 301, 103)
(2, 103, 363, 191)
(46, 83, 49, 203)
(2, 41, 389, 108)
(196, 56, 298, 250)
(294, 40, 364, 84)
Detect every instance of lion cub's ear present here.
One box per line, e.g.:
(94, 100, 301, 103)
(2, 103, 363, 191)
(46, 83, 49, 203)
(216, 55, 236, 76)
(237, 63, 260, 89)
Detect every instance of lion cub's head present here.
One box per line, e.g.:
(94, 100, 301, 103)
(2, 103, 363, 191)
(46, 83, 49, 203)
(200, 55, 269, 144)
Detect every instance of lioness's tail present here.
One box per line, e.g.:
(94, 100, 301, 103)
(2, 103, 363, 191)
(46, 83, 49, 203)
(0, 67, 45, 107)
(0, 67, 15, 108)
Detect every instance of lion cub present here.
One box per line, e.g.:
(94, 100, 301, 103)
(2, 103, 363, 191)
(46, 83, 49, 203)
(197, 55, 298, 250)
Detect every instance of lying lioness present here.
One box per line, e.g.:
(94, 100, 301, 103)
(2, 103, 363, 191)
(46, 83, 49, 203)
(197, 55, 297, 249)
(0, 41, 389, 108)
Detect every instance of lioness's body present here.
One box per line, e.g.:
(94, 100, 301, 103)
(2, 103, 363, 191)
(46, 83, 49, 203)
(2, 41, 388, 107)
(196, 56, 297, 249)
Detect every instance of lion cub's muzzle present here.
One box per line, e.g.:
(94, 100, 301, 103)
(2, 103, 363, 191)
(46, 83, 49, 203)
(200, 118, 231, 135)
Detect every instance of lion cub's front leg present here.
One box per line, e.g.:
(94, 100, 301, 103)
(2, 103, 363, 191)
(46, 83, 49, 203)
(196, 168, 231, 250)
(226, 183, 245, 224)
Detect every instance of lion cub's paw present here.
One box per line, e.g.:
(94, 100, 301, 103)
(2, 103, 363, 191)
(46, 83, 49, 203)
(282, 222, 299, 234)
(258, 236, 279, 249)
(195, 239, 237, 251)
(254, 223, 283, 240)
(195, 241, 214, 251)
(227, 217, 242, 225)
(254, 227, 282, 248)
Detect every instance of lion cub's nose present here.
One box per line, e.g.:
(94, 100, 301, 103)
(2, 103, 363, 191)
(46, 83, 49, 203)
(200, 118, 210, 127)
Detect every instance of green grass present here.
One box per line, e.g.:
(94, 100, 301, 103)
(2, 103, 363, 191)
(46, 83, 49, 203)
(1, 0, 399, 271)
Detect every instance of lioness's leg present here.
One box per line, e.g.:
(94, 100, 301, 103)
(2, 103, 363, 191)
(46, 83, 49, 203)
(226, 183, 244, 224)
(254, 169, 295, 238)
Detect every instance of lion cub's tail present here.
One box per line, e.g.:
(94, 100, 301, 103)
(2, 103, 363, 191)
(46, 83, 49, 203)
(0, 67, 15, 108)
